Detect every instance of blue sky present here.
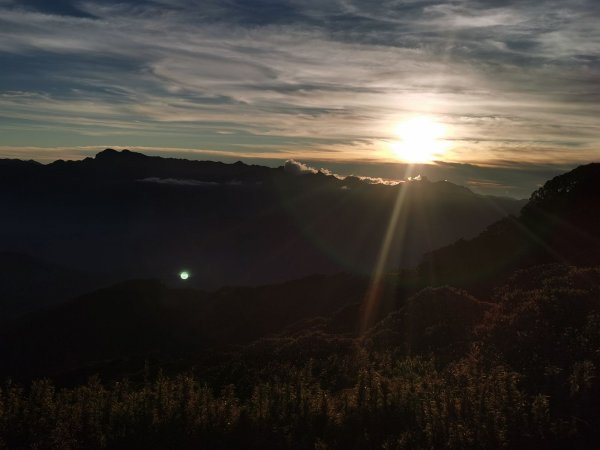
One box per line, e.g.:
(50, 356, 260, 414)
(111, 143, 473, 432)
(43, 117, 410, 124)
(0, 0, 598, 197)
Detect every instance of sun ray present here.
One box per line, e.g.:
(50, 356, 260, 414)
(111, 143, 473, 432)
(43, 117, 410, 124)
(361, 165, 415, 332)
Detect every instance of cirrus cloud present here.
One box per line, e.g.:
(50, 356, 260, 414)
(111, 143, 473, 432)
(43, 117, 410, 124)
(0, 0, 598, 197)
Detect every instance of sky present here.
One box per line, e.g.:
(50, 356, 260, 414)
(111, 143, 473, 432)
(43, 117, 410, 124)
(0, 0, 598, 197)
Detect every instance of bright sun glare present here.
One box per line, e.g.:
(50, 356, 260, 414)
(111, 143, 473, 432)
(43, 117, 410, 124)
(392, 116, 448, 163)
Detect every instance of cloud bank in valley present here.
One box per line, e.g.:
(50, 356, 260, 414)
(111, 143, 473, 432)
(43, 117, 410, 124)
(0, 0, 598, 196)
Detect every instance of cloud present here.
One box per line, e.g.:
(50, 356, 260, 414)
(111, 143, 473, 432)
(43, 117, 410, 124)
(0, 0, 598, 182)
(355, 176, 402, 186)
(314, 167, 344, 179)
(283, 158, 405, 185)
(283, 159, 319, 175)
(284, 159, 353, 180)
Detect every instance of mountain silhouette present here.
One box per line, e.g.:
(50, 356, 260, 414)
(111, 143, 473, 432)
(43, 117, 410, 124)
(1, 161, 600, 450)
(0, 252, 108, 320)
(0, 149, 524, 303)
(0, 273, 375, 382)
(417, 163, 600, 293)
(3, 162, 598, 382)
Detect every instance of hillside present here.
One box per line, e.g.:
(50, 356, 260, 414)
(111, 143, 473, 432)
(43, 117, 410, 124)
(0, 252, 108, 320)
(1, 162, 599, 449)
(417, 163, 600, 294)
(0, 150, 524, 296)
(2, 161, 598, 383)
(0, 273, 378, 382)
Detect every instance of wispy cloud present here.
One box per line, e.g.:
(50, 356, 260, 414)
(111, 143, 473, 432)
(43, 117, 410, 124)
(0, 0, 598, 195)
(283, 159, 319, 175)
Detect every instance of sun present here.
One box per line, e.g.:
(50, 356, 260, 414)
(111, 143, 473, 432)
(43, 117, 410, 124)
(391, 116, 448, 163)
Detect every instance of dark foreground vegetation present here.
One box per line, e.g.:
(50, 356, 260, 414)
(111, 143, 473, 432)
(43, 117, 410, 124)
(1, 265, 599, 449)
(0, 357, 578, 449)
(1, 161, 599, 448)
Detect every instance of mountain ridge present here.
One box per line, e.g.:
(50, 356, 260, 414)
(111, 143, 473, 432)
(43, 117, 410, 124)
(0, 149, 525, 302)
(418, 162, 600, 293)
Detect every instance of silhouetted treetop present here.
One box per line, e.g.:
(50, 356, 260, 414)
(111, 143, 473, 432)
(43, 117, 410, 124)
(418, 163, 600, 293)
(523, 163, 600, 215)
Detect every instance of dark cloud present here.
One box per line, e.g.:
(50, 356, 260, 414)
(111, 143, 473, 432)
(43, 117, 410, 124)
(15, 0, 96, 18)
(0, 52, 145, 101)
(220, 0, 307, 25)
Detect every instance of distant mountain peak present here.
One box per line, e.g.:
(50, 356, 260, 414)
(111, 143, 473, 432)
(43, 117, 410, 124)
(0, 158, 42, 167)
(95, 148, 147, 160)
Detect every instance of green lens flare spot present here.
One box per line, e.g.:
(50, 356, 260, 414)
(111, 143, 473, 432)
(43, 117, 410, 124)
(179, 271, 189, 280)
